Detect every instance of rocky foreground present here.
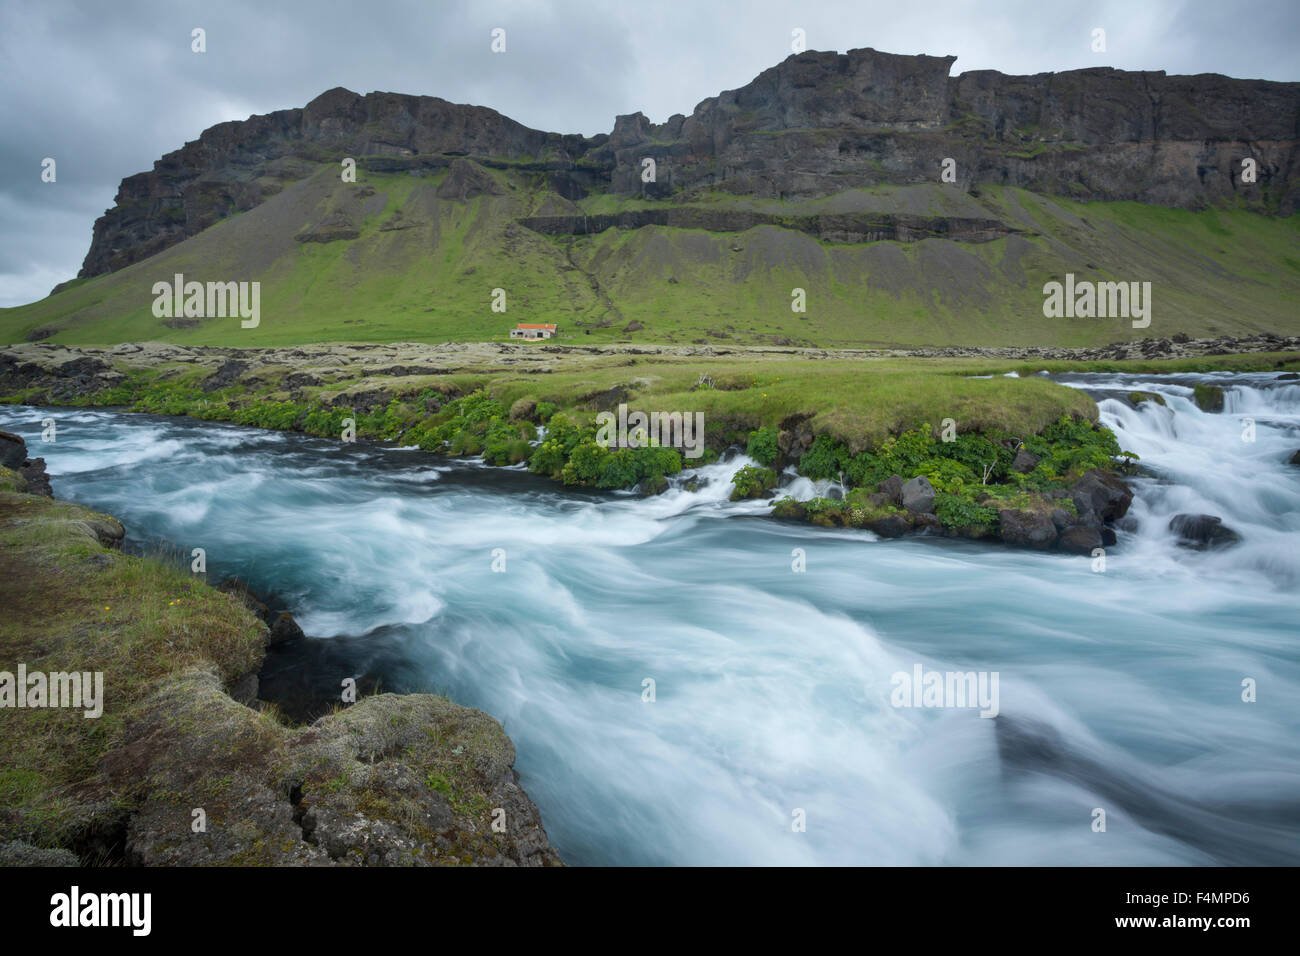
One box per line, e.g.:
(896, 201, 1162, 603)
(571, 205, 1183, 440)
(0, 432, 562, 867)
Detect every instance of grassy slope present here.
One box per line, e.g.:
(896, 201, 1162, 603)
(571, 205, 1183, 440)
(0, 467, 265, 843)
(2, 164, 1297, 349)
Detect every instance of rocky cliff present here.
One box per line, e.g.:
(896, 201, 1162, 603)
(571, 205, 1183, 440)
(78, 47, 1299, 279)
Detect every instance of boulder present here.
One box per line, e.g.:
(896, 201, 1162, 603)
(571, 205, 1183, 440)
(268, 611, 306, 646)
(1192, 383, 1225, 413)
(1288, 449, 1300, 466)
(1069, 469, 1133, 523)
(997, 508, 1058, 550)
(901, 475, 936, 513)
(911, 512, 943, 534)
(0, 429, 25, 469)
(1057, 524, 1104, 554)
(1049, 508, 1074, 531)
(1011, 448, 1040, 473)
(877, 474, 904, 507)
(80, 516, 125, 550)
(865, 514, 911, 538)
(1168, 513, 1241, 550)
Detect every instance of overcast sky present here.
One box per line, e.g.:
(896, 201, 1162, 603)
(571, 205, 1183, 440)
(1, 0, 1296, 307)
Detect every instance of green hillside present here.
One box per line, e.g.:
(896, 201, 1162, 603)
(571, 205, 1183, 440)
(4, 162, 1298, 348)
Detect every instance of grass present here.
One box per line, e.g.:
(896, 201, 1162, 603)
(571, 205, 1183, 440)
(0, 474, 266, 845)
(2, 166, 1296, 349)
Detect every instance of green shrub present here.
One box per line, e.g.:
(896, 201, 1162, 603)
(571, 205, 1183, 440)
(730, 465, 778, 500)
(745, 427, 780, 465)
(934, 492, 998, 531)
(798, 435, 849, 480)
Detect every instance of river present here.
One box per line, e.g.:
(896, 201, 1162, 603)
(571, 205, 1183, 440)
(3, 371, 1297, 865)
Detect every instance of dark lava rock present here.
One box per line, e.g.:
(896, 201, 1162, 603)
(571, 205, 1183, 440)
(1069, 469, 1133, 523)
(776, 414, 815, 463)
(901, 475, 936, 513)
(200, 360, 248, 392)
(997, 508, 1058, 550)
(1011, 448, 1040, 473)
(1057, 524, 1104, 554)
(268, 611, 306, 646)
(0, 429, 26, 469)
(878, 474, 904, 507)
(1, 430, 54, 496)
(19, 457, 52, 497)
(1288, 449, 1300, 466)
(1169, 513, 1241, 550)
(911, 512, 943, 534)
(1277, 372, 1300, 381)
(865, 514, 911, 538)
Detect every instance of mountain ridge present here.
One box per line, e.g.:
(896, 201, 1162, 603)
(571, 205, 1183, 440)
(77, 47, 1300, 279)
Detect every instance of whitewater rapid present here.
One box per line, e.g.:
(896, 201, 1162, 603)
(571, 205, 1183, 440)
(3, 371, 1296, 866)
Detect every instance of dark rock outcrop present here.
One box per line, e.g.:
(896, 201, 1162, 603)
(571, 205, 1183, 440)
(1057, 523, 1104, 554)
(77, 48, 1300, 279)
(0, 429, 53, 497)
(997, 507, 1058, 550)
(1069, 468, 1134, 523)
(1169, 513, 1241, 550)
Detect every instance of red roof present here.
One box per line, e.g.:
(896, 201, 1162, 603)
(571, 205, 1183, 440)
(515, 323, 557, 330)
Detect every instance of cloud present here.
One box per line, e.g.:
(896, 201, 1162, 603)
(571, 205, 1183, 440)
(1, 0, 1296, 307)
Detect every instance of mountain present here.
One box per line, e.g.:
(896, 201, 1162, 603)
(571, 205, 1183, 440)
(4, 48, 1298, 348)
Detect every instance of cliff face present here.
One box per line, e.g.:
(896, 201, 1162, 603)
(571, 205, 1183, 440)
(78, 47, 1299, 279)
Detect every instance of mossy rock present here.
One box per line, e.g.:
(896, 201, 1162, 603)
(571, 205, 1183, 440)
(1128, 390, 1167, 407)
(1192, 383, 1225, 412)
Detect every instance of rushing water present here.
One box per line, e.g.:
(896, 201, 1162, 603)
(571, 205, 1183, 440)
(3, 371, 1298, 866)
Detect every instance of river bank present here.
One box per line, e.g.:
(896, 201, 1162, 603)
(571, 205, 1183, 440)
(0, 431, 563, 867)
(2, 340, 1295, 559)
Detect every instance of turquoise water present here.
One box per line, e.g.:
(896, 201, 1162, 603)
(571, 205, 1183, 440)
(4, 371, 1297, 865)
